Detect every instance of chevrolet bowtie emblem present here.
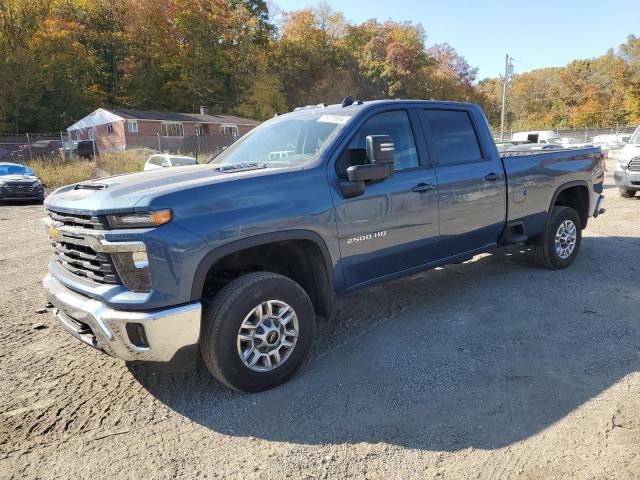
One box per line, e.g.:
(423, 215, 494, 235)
(48, 224, 59, 239)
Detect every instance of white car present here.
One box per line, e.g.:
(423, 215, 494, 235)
(511, 130, 562, 145)
(144, 154, 198, 171)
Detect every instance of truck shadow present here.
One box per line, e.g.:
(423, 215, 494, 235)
(130, 235, 640, 451)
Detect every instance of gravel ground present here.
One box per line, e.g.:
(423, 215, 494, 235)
(1, 158, 639, 479)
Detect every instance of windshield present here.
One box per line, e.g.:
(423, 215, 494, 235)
(171, 157, 197, 166)
(629, 128, 640, 145)
(211, 110, 352, 166)
(0, 164, 35, 176)
(547, 138, 563, 144)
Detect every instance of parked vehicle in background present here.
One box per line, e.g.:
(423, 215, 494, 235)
(495, 143, 513, 153)
(29, 140, 60, 157)
(614, 125, 640, 197)
(506, 143, 564, 151)
(42, 99, 605, 392)
(560, 137, 592, 148)
(144, 154, 198, 171)
(593, 134, 629, 151)
(0, 162, 45, 202)
(512, 130, 562, 145)
(77, 140, 97, 158)
(619, 133, 632, 144)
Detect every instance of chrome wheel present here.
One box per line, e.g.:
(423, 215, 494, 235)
(236, 300, 299, 372)
(554, 220, 577, 260)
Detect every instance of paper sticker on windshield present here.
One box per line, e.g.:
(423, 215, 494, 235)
(317, 115, 350, 125)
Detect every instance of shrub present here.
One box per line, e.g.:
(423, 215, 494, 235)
(95, 148, 150, 174)
(25, 157, 94, 188)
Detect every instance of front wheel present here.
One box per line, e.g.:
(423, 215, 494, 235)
(532, 206, 582, 270)
(620, 188, 637, 198)
(201, 272, 315, 392)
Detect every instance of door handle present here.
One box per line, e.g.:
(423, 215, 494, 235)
(484, 172, 499, 181)
(412, 183, 435, 193)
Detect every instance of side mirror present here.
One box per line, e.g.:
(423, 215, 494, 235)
(339, 135, 395, 198)
(161, 160, 171, 168)
(366, 135, 395, 164)
(346, 163, 393, 182)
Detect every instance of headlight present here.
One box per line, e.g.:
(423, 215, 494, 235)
(107, 209, 172, 228)
(112, 251, 151, 292)
(617, 158, 629, 170)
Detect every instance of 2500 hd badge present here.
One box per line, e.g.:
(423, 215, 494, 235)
(347, 231, 387, 244)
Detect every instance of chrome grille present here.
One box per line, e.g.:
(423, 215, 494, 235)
(48, 209, 110, 230)
(47, 210, 119, 284)
(628, 158, 640, 172)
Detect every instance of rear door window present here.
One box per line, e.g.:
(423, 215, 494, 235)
(419, 110, 482, 165)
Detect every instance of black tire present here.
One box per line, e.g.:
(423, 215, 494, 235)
(620, 188, 636, 198)
(201, 272, 315, 393)
(532, 206, 582, 270)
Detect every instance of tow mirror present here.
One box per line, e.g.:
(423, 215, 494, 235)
(346, 163, 393, 182)
(345, 134, 395, 182)
(340, 135, 395, 198)
(366, 135, 395, 164)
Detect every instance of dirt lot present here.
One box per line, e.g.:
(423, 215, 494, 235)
(1, 159, 639, 479)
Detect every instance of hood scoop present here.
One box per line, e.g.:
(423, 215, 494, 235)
(75, 182, 108, 190)
(217, 162, 266, 173)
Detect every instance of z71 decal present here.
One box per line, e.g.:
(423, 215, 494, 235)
(346, 231, 387, 244)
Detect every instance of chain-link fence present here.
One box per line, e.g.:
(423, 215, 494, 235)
(491, 126, 638, 143)
(124, 134, 237, 159)
(0, 134, 67, 162)
(0, 133, 238, 163)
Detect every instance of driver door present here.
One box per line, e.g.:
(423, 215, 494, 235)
(331, 109, 440, 288)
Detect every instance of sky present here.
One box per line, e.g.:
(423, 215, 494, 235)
(274, 0, 640, 80)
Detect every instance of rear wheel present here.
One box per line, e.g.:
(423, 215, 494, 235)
(532, 206, 582, 270)
(201, 272, 315, 392)
(620, 188, 637, 198)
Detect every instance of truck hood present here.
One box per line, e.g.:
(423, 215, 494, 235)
(620, 143, 640, 160)
(44, 164, 284, 215)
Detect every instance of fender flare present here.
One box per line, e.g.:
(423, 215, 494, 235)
(546, 180, 590, 226)
(190, 229, 335, 303)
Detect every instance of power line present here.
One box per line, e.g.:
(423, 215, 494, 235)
(509, 57, 535, 71)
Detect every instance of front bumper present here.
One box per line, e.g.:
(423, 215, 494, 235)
(0, 191, 44, 201)
(614, 169, 640, 190)
(43, 273, 201, 363)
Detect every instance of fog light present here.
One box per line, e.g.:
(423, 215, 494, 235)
(112, 252, 152, 292)
(126, 323, 149, 349)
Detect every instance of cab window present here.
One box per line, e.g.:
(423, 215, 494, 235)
(419, 109, 482, 165)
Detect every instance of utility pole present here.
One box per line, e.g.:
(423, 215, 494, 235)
(500, 54, 513, 142)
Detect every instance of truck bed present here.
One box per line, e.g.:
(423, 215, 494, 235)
(500, 147, 604, 240)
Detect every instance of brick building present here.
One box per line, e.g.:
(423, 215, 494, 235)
(66, 108, 259, 155)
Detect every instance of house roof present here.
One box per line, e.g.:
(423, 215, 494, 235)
(67, 108, 259, 131)
(106, 109, 260, 125)
(66, 108, 125, 132)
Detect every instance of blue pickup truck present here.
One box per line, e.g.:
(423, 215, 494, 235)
(43, 99, 605, 392)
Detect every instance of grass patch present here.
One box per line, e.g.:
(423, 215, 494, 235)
(26, 157, 94, 188)
(24, 148, 211, 189)
(95, 148, 153, 175)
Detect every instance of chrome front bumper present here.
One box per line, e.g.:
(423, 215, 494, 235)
(43, 273, 201, 362)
